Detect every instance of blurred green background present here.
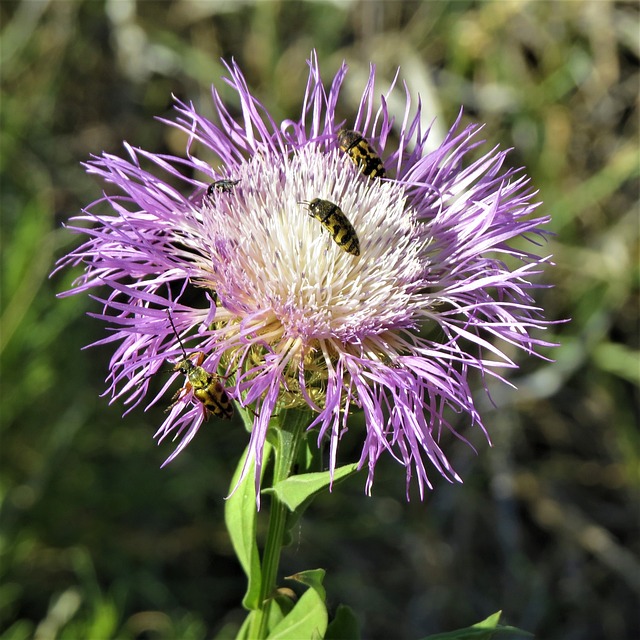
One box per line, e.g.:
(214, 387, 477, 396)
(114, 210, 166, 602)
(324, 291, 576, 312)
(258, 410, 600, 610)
(1, 1, 638, 639)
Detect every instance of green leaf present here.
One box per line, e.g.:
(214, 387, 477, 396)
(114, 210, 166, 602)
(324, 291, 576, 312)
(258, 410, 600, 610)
(421, 611, 533, 640)
(286, 568, 326, 602)
(266, 587, 328, 640)
(232, 611, 257, 640)
(224, 446, 268, 610)
(266, 463, 360, 511)
(325, 603, 361, 639)
(237, 403, 257, 432)
(267, 590, 296, 631)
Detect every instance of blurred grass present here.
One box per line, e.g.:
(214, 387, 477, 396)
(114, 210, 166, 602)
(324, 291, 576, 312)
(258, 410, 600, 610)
(1, 1, 638, 639)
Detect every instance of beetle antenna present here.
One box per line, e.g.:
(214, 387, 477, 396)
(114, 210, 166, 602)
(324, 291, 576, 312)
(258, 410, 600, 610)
(166, 309, 188, 359)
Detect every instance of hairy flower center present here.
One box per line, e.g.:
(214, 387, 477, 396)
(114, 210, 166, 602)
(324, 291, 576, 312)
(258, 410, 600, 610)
(191, 145, 427, 409)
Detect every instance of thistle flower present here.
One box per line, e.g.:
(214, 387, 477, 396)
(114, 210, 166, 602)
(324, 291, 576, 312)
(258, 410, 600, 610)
(56, 51, 555, 499)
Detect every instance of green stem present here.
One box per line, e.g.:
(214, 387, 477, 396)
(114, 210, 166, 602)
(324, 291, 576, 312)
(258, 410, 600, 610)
(249, 409, 309, 639)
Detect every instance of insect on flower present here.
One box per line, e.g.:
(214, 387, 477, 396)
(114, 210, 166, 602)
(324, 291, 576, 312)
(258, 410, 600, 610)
(207, 179, 240, 196)
(166, 311, 234, 420)
(337, 128, 386, 179)
(300, 197, 360, 256)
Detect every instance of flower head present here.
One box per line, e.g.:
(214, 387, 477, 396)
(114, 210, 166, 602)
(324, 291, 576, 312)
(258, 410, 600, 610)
(56, 52, 555, 499)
